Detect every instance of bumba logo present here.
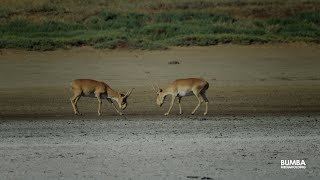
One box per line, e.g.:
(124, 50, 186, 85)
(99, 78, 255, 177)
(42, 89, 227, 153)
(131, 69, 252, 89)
(281, 160, 306, 169)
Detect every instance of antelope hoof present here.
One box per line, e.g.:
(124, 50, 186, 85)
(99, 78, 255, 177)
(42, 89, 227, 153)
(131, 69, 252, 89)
(191, 112, 195, 115)
(164, 112, 169, 116)
(179, 112, 183, 115)
(119, 113, 124, 116)
(75, 112, 82, 116)
(204, 112, 207, 116)
(98, 113, 101, 116)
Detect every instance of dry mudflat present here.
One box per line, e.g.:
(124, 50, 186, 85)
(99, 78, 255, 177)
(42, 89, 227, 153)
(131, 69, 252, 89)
(0, 44, 320, 179)
(0, 116, 319, 179)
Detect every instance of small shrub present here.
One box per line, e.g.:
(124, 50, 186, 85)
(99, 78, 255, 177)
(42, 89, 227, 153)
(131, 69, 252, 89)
(99, 11, 118, 21)
(84, 16, 106, 30)
(0, 8, 9, 18)
(141, 24, 179, 39)
(298, 11, 320, 25)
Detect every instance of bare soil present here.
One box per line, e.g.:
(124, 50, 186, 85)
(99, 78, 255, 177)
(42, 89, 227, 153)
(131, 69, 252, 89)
(0, 116, 319, 179)
(1, 44, 320, 118)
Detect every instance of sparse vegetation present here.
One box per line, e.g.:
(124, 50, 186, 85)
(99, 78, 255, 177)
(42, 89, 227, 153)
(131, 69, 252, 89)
(0, 0, 320, 50)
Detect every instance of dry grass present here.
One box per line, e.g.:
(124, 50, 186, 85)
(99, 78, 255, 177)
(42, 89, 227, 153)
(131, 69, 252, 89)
(1, 0, 320, 21)
(1, 0, 319, 50)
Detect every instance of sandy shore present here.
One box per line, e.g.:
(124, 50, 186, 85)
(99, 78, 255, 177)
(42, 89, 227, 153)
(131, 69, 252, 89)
(1, 44, 320, 117)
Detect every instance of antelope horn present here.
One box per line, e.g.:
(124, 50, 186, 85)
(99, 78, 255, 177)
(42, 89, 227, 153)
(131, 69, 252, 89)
(152, 84, 157, 92)
(125, 88, 134, 97)
(155, 83, 160, 90)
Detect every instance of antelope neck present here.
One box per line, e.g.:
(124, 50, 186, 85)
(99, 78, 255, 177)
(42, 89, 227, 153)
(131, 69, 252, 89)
(107, 88, 121, 99)
(162, 87, 173, 96)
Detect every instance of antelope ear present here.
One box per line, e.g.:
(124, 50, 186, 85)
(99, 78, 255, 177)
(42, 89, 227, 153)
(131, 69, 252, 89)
(125, 88, 134, 97)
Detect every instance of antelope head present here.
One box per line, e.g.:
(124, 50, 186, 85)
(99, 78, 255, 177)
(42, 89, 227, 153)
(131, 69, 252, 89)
(152, 83, 166, 107)
(117, 88, 134, 110)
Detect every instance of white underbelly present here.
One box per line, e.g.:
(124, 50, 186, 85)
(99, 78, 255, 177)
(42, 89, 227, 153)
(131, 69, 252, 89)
(177, 91, 193, 97)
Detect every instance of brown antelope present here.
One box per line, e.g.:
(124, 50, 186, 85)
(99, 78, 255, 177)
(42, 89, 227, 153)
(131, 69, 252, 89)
(153, 78, 209, 115)
(70, 79, 133, 116)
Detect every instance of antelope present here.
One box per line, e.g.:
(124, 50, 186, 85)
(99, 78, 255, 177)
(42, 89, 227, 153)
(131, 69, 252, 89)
(153, 78, 209, 116)
(70, 79, 133, 116)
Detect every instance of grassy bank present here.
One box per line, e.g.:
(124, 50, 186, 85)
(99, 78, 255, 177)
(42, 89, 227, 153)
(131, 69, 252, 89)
(0, 0, 320, 50)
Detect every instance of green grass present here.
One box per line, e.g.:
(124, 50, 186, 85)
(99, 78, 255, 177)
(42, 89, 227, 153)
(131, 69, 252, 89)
(0, 0, 320, 50)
